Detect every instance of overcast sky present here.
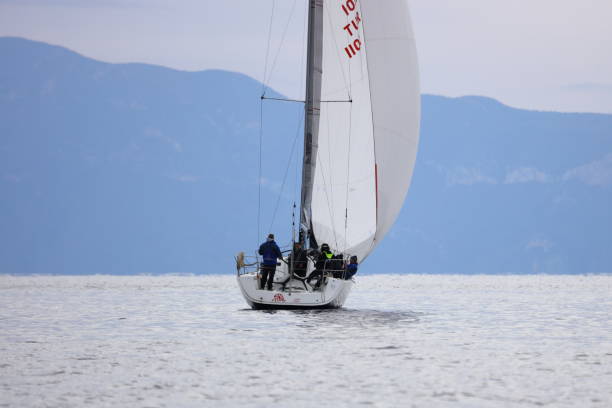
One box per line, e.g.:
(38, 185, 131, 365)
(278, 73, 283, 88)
(1, 0, 611, 113)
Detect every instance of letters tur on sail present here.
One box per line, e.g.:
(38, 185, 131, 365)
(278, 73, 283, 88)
(309, 0, 421, 261)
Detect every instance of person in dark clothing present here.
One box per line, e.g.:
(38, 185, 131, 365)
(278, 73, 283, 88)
(287, 241, 308, 278)
(331, 254, 345, 278)
(258, 233, 283, 290)
(345, 255, 358, 279)
(306, 243, 334, 290)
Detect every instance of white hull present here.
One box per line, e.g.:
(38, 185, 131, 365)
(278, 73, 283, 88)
(237, 270, 353, 309)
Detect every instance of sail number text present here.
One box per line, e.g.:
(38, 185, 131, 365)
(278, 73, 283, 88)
(341, 0, 362, 59)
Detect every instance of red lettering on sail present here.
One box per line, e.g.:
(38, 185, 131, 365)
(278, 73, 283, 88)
(343, 23, 354, 36)
(344, 39, 361, 59)
(341, 0, 356, 16)
(340, 2, 363, 60)
(345, 46, 353, 59)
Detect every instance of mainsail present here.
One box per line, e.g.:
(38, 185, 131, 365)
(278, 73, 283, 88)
(302, 0, 421, 261)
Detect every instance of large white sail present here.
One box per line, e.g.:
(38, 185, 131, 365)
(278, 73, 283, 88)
(310, 0, 420, 261)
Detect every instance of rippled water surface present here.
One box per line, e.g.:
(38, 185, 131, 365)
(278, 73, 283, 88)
(1, 275, 611, 407)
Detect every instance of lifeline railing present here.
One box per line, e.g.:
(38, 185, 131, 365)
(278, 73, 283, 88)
(235, 252, 354, 280)
(235, 252, 260, 276)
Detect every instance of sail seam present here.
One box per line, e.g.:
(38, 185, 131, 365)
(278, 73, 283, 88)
(358, 1, 379, 255)
(344, 0, 354, 252)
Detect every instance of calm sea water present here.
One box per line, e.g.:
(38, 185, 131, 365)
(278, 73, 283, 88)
(1, 275, 611, 407)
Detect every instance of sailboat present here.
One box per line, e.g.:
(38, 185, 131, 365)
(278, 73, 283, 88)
(236, 0, 420, 309)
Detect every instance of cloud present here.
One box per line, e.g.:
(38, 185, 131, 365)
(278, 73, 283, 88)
(426, 161, 498, 186)
(445, 166, 497, 186)
(504, 167, 551, 184)
(563, 153, 612, 187)
(111, 98, 147, 111)
(259, 177, 294, 202)
(144, 128, 183, 153)
(2, 173, 22, 183)
(259, 176, 281, 192)
(41, 79, 56, 96)
(169, 174, 199, 183)
(526, 238, 554, 252)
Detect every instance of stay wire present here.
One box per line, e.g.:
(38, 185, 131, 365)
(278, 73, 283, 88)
(264, 0, 299, 89)
(261, 0, 276, 97)
(268, 113, 304, 235)
(258, 102, 264, 244)
(258, 0, 276, 245)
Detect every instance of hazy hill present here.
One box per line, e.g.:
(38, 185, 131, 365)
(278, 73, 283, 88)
(1, 37, 611, 274)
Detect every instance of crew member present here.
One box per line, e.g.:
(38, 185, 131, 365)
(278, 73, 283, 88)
(345, 255, 358, 279)
(258, 233, 283, 290)
(287, 241, 308, 278)
(307, 243, 333, 290)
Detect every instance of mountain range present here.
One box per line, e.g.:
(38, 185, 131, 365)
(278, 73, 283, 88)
(1, 37, 611, 275)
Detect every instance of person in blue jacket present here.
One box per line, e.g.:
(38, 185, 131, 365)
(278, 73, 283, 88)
(345, 255, 358, 279)
(258, 233, 283, 290)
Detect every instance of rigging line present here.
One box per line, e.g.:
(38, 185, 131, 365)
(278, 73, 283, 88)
(344, 92, 353, 250)
(358, 4, 380, 256)
(325, 92, 337, 250)
(346, 3, 353, 100)
(316, 150, 339, 251)
(262, 97, 305, 103)
(268, 113, 304, 234)
(298, 0, 308, 101)
(293, 131, 300, 230)
(261, 0, 276, 96)
(258, 101, 264, 243)
(264, 0, 299, 89)
(356, 5, 365, 82)
(263, 98, 352, 103)
(257, 0, 275, 244)
(294, 136, 300, 218)
(343, 5, 356, 252)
